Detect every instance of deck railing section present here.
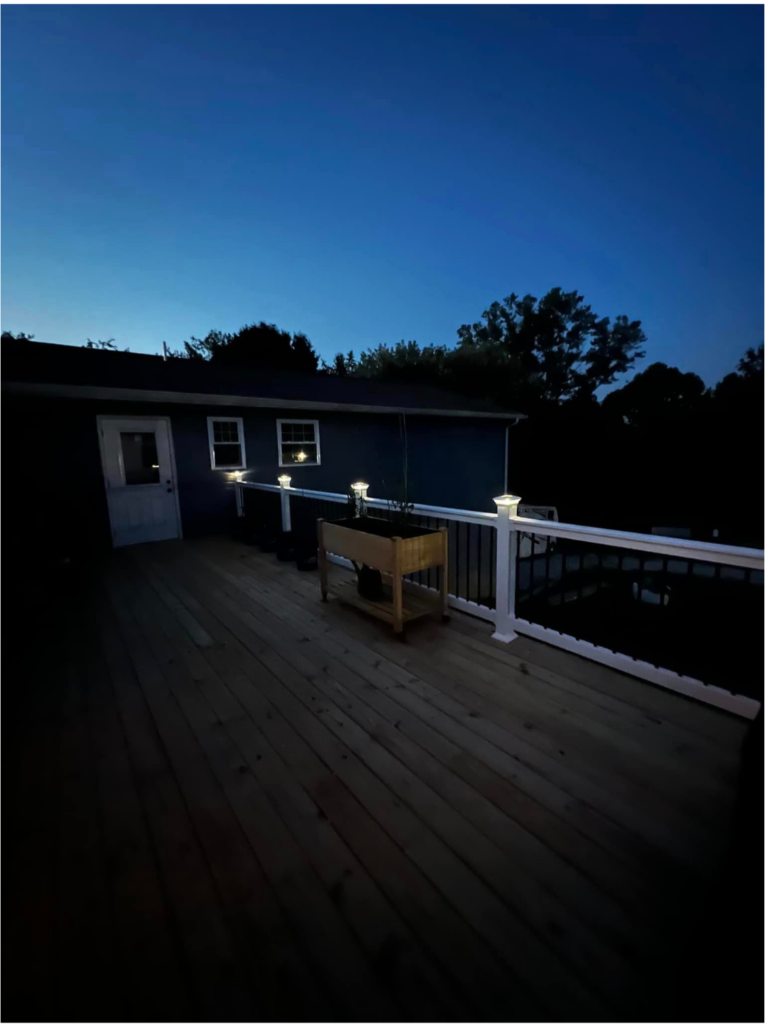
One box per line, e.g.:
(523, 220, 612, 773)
(235, 480, 763, 718)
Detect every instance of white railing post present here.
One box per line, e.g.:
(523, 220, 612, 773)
(350, 481, 369, 517)
(277, 474, 292, 532)
(492, 494, 522, 642)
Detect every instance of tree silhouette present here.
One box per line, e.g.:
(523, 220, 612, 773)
(1, 330, 35, 342)
(83, 338, 131, 351)
(602, 362, 708, 428)
(339, 288, 645, 409)
(172, 322, 319, 372)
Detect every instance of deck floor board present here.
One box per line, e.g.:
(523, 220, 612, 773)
(4, 535, 749, 1021)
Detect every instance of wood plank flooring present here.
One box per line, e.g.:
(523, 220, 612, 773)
(3, 536, 750, 1021)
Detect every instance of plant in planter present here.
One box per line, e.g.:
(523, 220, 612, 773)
(318, 511, 448, 634)
(343, 487, 383, 599)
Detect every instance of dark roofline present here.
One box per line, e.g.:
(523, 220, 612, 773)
(2, 380, 526, 420)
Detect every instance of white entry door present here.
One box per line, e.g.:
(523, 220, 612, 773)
(99, 416, 181, 547)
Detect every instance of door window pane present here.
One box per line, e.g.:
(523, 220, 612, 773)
(121, 432, 160, 485)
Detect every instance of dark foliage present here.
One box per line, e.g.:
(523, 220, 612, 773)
(341, 287, 645, 411)
(169, 321, 319, 372)
(510, 347, 764, 545)
(1, 330, 35, 342)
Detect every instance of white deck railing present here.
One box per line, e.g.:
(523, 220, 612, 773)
(235, 480, 763, 719)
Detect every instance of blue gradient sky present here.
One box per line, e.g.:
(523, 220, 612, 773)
(2, 4, 762, 385)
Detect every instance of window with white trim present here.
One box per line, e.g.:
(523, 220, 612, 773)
(207, 417, 246, 469)
(277, 419, 321, 467)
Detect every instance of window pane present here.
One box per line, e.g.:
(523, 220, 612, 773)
(282, 441, 317, 465)
(214, 442, 242, 467)
(121, 432, 160, 485)
(213, 420, 239, 443)
(281, 422, 314, 443)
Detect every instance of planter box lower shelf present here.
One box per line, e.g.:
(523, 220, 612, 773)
(318, 516, 449, 635)
(327, 578, 441, 627)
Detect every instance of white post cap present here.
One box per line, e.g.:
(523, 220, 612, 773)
(277, 474, 292, 488)
(493, 494, 522, 515)
(350, 481, 369, 494)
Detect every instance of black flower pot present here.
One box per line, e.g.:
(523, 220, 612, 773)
(276, 531, 296, 562)
(356, 564, 384, 601)
(294, 539, 318, 571)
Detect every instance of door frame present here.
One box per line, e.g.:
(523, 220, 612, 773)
(96, 414, 183, 543)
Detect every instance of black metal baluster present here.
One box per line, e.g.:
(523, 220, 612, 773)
(428, 520, 434, 593)
(530, 533, 535, 598)
(467, 523, 474, 602)
(545, 531, 552, 602)
(560, 542, 567, 625)
(637, 554, 645, 603)
(491, 524, 497, 602)
(659, 557, 669, 608)
(515, 524, 523, 603)
(455, 520, 461, 599)
(477, 524, 483, 606)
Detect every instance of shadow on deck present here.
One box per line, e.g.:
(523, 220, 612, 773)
(3, 536, 759, 1021)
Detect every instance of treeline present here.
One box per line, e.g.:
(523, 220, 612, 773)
(4, 287, 762, 541)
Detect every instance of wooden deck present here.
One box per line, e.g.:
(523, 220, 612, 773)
(4, 535, 751, 1021)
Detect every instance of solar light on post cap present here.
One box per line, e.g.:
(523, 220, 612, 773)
(278, 474, 292, 489)
(350, 481, 369, 516)
(493, 494, 522, 514)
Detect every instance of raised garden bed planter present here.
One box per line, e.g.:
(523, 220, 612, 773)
(317, 516, 449, 634)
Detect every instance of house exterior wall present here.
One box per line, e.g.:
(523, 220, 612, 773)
(3, 395, 508, 554)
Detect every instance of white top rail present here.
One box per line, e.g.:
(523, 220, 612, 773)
(237, 480, 495, 526)
(512, 515, 764, 571)
(236, 481, 764, 570)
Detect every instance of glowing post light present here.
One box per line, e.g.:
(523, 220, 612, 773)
(277, 474, 292, 489)
(350, 481, 369, 516)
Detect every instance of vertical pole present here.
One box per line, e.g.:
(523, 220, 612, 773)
(492, 494, 522, 642)
(438, 526, 449, 620)
(278, 474, 292, 533)
(391, 535, 403, 634)
(235, 482, 244, 518)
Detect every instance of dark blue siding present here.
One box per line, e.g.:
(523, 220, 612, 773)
(3, 396, 507, 550)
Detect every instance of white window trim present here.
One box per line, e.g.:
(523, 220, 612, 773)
(207, 416, 247, 470)
(276, 418, 321, 467)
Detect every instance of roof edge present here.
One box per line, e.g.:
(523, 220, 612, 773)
(3, 380, 526, 420)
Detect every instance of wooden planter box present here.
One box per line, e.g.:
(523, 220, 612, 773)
(318, 516, 449, 634)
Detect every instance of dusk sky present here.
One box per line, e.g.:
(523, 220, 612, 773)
(2, 4, 762, 386)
